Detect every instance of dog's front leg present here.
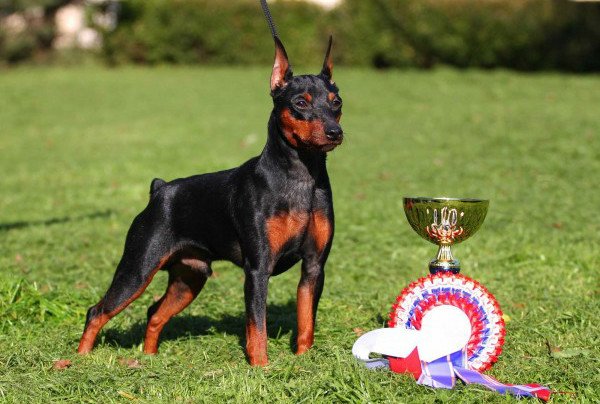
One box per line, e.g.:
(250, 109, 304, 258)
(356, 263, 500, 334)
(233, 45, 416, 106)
(244, 263, 270, 366)
(296, 257, 325, 355)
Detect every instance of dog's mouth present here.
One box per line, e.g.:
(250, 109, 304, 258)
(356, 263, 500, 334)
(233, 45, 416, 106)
(291, 132, 343, 152)
(319, 138, 343, 152)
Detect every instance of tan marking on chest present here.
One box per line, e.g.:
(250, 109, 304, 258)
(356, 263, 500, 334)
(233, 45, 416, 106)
(308, 211, 332, 253)
(266, 211, 310, 255)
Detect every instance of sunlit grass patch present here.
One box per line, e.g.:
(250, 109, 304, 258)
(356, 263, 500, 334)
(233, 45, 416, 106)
(0, 67, 598, 402)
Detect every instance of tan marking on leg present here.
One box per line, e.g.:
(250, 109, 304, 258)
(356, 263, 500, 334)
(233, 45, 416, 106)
(296, 283, 315, 355)
(78, 312, 109, 354)
(246, 320, 268, 366)
(77, 254, 172, 354)
(144, 264, 207, 354)
(105, 254, 171, 317)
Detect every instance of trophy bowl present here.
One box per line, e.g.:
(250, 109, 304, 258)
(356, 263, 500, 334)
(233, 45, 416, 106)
(403, 197, 489, 273)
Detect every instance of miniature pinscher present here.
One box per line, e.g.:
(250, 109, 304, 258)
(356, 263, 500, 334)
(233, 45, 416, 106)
(78, 36, 343, 366)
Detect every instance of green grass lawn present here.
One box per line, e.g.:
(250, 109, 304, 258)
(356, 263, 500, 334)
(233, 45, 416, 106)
(0, 66, 598, 402)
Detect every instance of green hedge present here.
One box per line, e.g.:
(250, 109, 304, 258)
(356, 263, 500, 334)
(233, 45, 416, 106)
(3, 0, 600, 71)
(336, 0, 600, 71)
(101, 0, 600, 71)
(102, 0, 329, 66)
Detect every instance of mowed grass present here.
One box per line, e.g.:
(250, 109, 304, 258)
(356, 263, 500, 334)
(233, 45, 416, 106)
(0, 66, 598, 403)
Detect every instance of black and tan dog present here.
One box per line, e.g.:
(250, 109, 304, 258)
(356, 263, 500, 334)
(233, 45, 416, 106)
(78, 37, 343, 366)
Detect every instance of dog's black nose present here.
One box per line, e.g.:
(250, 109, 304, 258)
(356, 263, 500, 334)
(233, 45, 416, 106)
(325, 127, 343, 141)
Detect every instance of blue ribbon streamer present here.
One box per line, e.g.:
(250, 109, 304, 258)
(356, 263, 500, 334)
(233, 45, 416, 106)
(416, 348, 551, 401)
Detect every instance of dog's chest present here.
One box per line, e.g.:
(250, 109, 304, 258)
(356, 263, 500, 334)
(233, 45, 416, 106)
(265, 210, 310, 254)
(265, 207, 330, 257)
(261, 166, 331, 257)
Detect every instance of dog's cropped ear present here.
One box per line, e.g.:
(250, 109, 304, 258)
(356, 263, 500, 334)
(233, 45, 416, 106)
(320, 35, 334, 83)
(271, 36, 293, 93)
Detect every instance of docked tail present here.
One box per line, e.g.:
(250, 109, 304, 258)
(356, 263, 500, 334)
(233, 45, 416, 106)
(150, 178, 166, 195)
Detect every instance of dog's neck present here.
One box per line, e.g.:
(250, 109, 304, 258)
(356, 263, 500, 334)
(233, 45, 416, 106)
(258, 111, 327, 184)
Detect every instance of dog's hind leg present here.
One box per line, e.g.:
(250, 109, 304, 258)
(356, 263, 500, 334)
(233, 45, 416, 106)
(143, 258, 210, 354)
(77, 215, 173, 354)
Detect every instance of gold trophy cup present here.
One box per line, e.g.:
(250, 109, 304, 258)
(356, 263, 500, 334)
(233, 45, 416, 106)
(403, 197, 489, 274)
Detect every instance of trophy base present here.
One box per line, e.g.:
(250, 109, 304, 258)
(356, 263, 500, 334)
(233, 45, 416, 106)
(429, 245, 460, 274)
(429, 259, 460, 274)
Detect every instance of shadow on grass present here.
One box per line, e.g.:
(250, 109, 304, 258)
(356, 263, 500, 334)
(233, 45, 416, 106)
(0, 210, 113, 232)
(103, 300, 299, 354)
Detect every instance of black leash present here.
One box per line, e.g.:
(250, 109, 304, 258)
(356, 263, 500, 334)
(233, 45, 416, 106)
(259, 0, 279, 39)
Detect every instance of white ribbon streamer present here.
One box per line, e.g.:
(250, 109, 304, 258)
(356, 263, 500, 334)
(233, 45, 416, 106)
(353, 305, 472, 364)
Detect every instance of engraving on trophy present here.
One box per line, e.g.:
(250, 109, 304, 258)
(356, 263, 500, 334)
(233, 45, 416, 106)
(426, 207, 465, 244)
(404, 197, 488, 274)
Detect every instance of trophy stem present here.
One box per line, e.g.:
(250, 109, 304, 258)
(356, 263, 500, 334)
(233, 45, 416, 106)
(429, 245, 461, 274)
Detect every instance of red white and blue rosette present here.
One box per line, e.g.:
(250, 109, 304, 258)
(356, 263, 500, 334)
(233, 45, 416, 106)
(388, 273, 505, 372)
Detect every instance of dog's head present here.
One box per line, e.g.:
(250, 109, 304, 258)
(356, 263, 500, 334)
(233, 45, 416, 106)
(270, 37, 343, 152)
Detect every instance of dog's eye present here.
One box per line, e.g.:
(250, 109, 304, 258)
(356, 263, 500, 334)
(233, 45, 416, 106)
(332, 98, 342, 109)
(294, 99, 309, 109)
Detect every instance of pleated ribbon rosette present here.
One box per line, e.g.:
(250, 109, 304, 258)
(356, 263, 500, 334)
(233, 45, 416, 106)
(389, 273, 505, 371)
(352, 275, 551, 401)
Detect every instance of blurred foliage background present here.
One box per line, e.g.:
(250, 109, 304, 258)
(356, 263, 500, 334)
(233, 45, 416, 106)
(1, 0, 600, 71)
